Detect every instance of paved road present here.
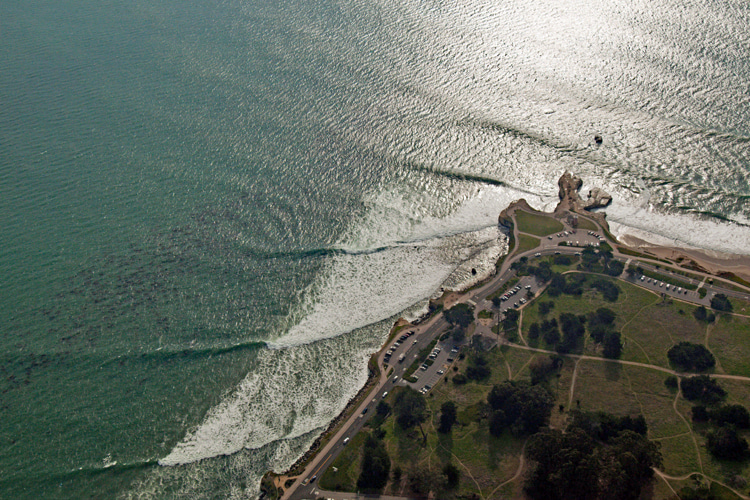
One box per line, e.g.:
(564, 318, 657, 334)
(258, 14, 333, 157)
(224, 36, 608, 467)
(280, 207, 750, 500)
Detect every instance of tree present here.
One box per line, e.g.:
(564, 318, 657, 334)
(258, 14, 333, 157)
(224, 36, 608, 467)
(547, 274, 566, 297)
(376, 400, 390, 417)
(667, 342, 716, 372)
(541, 318, 560, 345)
(588, 308, 616, 332)
(706, 427, 749, 461)
(693, 306, 715, 323)
(357, 434, 391, 491)
(502, 308, 520, 331)
(664, 375, 678, 391)
(691, 405, 710, 423)
(528, 322, 541, 340)
(438, 401, 458, 433)
(393, 388, 427, 430)
(443, 303, 474, 329)
(466, 354, 491, 381)
(538, 301, 554, 316)
(604, 260, 625, 277)
(710, 293, 732, 312)
(602, 330, 623, 359)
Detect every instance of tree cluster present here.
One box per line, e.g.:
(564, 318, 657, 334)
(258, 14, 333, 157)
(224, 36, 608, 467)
(680, 375, 726, 405)
(525, 415, 661, 500)
(590, 278, 620, 302)
(487, 381, 553, 437)
(465, 353, 491, 381)
(667, 342, 716, 372)
(706, 427, 749, 461)
(603, 259, 625, 277)
(557, 312, 585, 353)
(692, 403, 750, 429)
(357, 434, 391, 492)
(579, 247, 602, 271)
(568, 410, 647, 442)
(586, 307, 622, 358)
(691, 402, 750, 461)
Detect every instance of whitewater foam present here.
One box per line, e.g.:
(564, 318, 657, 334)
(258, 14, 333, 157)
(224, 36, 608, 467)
(605, 200, 750, 256)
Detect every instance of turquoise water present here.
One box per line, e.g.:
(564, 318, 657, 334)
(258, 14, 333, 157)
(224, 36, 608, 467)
(1, 0, 748, 497)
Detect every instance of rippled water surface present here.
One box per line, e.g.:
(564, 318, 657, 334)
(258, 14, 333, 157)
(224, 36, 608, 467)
(1, 0, 748, 497)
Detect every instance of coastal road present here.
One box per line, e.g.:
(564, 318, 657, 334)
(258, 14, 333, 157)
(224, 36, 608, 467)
(283, 313, 451, 500)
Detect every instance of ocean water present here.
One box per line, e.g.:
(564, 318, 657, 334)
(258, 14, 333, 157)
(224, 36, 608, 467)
(1, 0, 748, 497)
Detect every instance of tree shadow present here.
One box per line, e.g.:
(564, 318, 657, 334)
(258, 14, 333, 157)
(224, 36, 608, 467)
(604, 360, 622, 381)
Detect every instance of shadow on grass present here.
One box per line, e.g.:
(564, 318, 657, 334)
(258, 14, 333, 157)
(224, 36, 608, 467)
(436, 429, 453, 464)
(604, 359, 623, 381)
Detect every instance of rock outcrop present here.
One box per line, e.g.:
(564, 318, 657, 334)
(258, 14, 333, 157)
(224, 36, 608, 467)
(582, 187, 612, 210)
(556, 171, 612, 212)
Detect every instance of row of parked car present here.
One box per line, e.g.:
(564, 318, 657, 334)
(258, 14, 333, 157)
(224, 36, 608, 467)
(640, 275, 689, 295)
(384, 330, 415, 363)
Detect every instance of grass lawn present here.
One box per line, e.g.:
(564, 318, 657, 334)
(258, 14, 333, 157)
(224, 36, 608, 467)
(319, 430, 368, 491)
(575, 216, 599, 231)
(514, 210, 563, 237)
(708, 314, 750, 377)
(478, 310, 494, 319)
(515, 234, 541, 254)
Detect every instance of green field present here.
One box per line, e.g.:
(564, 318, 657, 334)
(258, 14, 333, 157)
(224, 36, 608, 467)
(514, 210, 564, 237)
(515, 234, 541, 254)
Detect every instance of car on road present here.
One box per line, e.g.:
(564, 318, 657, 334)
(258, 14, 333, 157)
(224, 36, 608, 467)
(361, 408, 368, 415)
(343, 437, 350, 445)
(437, 369, 444, 375)
(382, 391, 388, 398)
(393, 376, 399, 383)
